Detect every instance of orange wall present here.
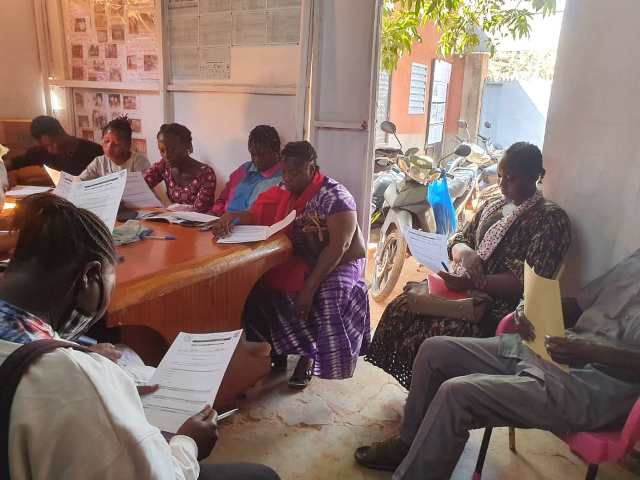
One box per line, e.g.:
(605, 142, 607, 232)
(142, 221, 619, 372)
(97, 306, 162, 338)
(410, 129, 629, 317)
(388, 23, 465, 136)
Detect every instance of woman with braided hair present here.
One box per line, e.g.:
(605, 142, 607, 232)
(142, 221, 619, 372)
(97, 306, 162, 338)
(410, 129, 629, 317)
(0, 193, 280, 480)
(144, 123, 217, 213)
(366, 142, 572, 390)
(210, 124, 283, 216)
(211, 141, 371, 389)
(79, 115, 150, 180)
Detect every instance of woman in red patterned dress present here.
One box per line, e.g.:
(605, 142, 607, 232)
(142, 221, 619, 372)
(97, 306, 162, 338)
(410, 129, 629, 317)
(144, 123, 216, 213)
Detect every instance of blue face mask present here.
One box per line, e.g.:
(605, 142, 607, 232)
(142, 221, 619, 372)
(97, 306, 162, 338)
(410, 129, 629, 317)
(58, 276, 104, 341)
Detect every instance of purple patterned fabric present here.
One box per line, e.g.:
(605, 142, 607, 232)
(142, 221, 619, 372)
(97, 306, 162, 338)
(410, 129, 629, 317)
(245, 177, 371, 379)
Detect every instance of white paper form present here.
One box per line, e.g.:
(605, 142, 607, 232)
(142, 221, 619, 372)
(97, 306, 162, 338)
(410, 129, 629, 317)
(199, 12, 232, 46)
(217, 210, 295, 244)
(170, 211, 219, 223)
(45, 166, 62, 186)
(169, 13, 198, 46)
(267, 0, 300, 7)
(267, 7, 300, 44)
(5, 186, 52, 198)
(54, 170, 127, 231)
(169, 0, 198, 9)
(232, 11, 267, 46)
(200, 46, 231, 79)
(123, 171, 162, 208)
(53, 172, 75, 198)
(231, 0, 266, 10)
(142, 210, 219, 225)
(171, 47, 200, 78)
(404, 226, 449, 273)
(201, 0, 231, 12)
(143, 330, 242, 433)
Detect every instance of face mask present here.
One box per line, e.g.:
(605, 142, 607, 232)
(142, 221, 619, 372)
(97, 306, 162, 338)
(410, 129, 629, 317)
(58, 275, 105, 341)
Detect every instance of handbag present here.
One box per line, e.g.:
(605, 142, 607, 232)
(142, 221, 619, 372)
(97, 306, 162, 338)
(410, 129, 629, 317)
(295, 213, 329, 261)
(404, 274, 490, 322)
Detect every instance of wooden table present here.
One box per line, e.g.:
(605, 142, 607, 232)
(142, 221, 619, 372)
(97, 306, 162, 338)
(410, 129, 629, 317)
(108, 220, 292, 406)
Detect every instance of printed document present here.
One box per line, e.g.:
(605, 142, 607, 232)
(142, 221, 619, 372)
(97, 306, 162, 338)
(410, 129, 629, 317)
(217, 210, 295, 244)
(142, 330, 242, 433)
(404, 227, 449, 272)
(142, 210, 219, 225)
(123, 171, 162, 208)
(523, 261, 568, 370)
(45, 166, 61, 186)
(5, 185, 52, 198)
(54, 170, 127, 231)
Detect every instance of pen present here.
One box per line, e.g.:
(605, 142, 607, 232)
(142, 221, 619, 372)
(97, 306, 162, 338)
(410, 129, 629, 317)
(216, 408, 239, 422)
(145, 235, 176, 240)
(441, 262, 449, 272)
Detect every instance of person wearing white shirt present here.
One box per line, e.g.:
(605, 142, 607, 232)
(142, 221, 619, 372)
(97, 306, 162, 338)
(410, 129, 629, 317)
(0, 193, 279, 480)
(79, 116, 151, 181)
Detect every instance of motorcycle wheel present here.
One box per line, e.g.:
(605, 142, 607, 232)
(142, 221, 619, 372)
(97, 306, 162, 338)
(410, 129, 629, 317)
(370, 230, 407, 303)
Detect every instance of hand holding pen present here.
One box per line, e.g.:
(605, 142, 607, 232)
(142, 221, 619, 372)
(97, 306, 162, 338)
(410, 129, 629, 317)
(208, 214, 241, 240)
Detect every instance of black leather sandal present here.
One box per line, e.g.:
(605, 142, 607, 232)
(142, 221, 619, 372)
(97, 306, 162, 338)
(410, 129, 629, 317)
(288, 358, 314, 389)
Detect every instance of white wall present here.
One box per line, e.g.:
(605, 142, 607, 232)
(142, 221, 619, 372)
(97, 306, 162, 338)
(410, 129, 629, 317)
(174, 92, 297, 195)
(0, 0, 45, 118)
(543, 0, 640, 292)
(172, 41, 300, 194)
(481, 79, 552, 149)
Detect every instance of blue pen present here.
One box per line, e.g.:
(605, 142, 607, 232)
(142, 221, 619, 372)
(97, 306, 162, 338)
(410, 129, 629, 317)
(441, 262, 449, 272)
(145, 235, 176, 240)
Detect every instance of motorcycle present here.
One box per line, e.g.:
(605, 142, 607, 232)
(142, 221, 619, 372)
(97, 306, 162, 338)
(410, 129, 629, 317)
(370, 121, 472, 302)
(370, 121, 428, 228)
(453, 120, 504, 222)
(477, 121, 504, 162)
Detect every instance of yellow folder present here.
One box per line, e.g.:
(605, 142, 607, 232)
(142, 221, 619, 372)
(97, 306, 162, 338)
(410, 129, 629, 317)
(523, 261, 568, 370)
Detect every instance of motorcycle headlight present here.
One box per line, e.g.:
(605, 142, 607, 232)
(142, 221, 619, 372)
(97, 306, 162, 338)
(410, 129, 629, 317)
(407, 156, 433, 184)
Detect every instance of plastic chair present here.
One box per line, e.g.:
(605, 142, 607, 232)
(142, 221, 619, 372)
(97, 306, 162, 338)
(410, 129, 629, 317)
(473, 313, 640, 480)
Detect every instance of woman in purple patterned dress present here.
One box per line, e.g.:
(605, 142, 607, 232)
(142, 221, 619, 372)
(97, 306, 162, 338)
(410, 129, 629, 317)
(211, 141, 371, 389)
(144, 123, 217, 213)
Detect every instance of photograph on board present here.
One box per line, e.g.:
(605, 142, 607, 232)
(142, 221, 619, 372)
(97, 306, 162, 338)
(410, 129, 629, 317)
(132, 139, 147, 154)
(108, 94, 121, 109)
(71, 44, 83, 59)
(74, 92, 84, 108)
(82, 129, 95, 141)
(106, 44, 118, 59)
(130, 118, 142, 133)
(123, 95, 137, 110)
(109, 67, 123, 82)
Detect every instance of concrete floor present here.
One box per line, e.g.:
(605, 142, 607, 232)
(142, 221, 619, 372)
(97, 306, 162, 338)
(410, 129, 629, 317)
(208, 360, 637, 480)
(206, 245, 638, 479)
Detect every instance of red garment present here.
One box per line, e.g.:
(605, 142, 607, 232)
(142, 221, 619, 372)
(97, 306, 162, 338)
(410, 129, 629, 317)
(250, 172, 326, 293)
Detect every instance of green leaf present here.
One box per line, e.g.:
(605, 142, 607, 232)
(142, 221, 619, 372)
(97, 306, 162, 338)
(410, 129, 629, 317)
(381, 0, 552, 67)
